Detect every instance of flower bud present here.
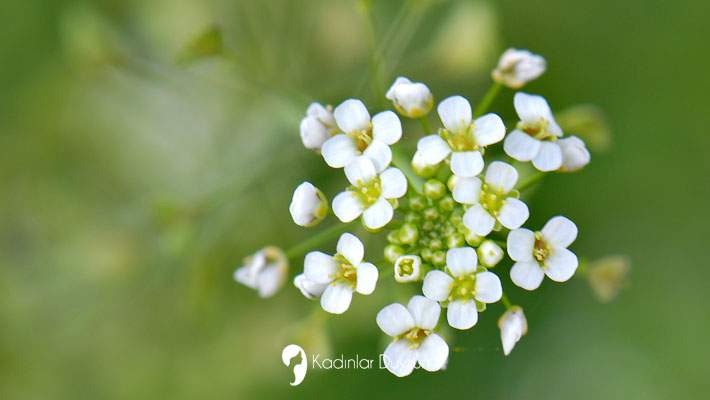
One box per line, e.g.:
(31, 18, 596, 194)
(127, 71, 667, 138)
(408, 195, 427, 211)
(477, 240, 504, 267)
(299, 103, 337, 151)
(558, 136, 591, 172)
(586, 255, 630, 303)
(294, 273, 327, 299)
(492, 48, 546, 89)
(394, 255, 422, 282)
(465, 230, 483, 246)
(398, 223, 419, 245)
(289, 182, 329, 227)
(412, 150, 440, 178)
(498, 306, 528, 356)
(384, 244, 405, 263)
(234, 246, 288, 298)
(431, 250, 446, 266)
(424, 179, 446, 200)
(386, 77, 434, 119)
(446, 233, 465, 249)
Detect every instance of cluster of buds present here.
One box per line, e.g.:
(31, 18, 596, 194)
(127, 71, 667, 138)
(234, 48, 621, 378)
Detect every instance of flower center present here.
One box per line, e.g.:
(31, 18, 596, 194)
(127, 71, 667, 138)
(397, 258, 415, 277)
(333, 254, 357, 288)
(479, 184, 506, 216)
(400, 327, 431, 349)
(352, 177, 382, 207)
(348, 126, 373, 152)
(518, 118, 555, 141)
(441, 126, 478, 152)
(533, 232, 551, 263)
(448, 273, 476, 302)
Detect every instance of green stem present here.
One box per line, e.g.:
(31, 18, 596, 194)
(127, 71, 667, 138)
(517, 171, 547, 192)
(392, 148, 424, 194)
(285, 221, 357, 261)
(473, 82, 502, 117)
(501, 292, 513, 309)
(418, 115, 433, 134)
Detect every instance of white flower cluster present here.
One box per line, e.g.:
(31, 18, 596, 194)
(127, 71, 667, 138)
(235, 48, 597, 378)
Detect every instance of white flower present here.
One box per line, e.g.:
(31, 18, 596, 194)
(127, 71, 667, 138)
(507, 216, 579, 290)
(386, 77, 434, 119)
(303, 233, 378, 314)
(289, 182, 329, 227)
(492, 48, 546, 89)
(321, 99, 402, 172)
(477, 239, 504, 267)
(417, 96, 505, 177)
(300, 103, 338, 151)
(422, 247, 502, 330)
(394, 255, 422, 282)
(456, 161, 529, 236)
(332, 156, 407, 230)
(234, 246, 288, 298)
(293, 273, 328, 300)
(504, 92, 566, 171)
(376, 295, 449, 377)
(411, 150, 439, 177)
(558, 135, 591, 172)
(498, 306, 528, 355)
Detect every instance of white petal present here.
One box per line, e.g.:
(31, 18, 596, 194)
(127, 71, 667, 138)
(437, 95, 472, 132)
(422, 270, 454, 302)
(558, 136, 590, 171)
(306, 102, 336, 127)
(417, 334, 449, 372)
(321, 134, 359, 168)
(355, 262, 378, 295)
(447, 300, 478, 330)
(383, 340, 417, 377)
(507, 228, 535, 262)
(234, 266, 258, 289)
(485, 161, 518, 193)
(474, 271, 502, 303)
(377, 303, 415, 336)
(304, 251, 336, 284)
(372, 111, 402, 145)
(257, 265, 286, 298)
(452, 176, 482, 204)
(386, 77, 412, 99)
(503, 130, 541, 161)
(450, 151, 484, 178)
(532, 141, 562, 171)
(498, 198, 529, 230)
(299, 116, 329, 150)
(417, 135, 451, 164)
(334, 98, 370, 133)
(541, 216, 578, 248)
(544, 248, 578, 282)
(380, 167, 407, 199)
(363, 139, 392, 173)
(510, 261, 545, 290)
(463, 204, 495, 236)
(294, 273, 327, 299)
(289, 182, 325, 227)
(446, 247, 477, 277)
(336, 232, 364, 266)
(362, 197, 393, 229)
(514, 92, 552, 122)
(344, 156, 377, 186)
(332, 191, 364, 222)
(499, 307, 527, 356)
(407, 295, 440, 330)
(472, 113, 505, 146)
(320, 283, 353, 314)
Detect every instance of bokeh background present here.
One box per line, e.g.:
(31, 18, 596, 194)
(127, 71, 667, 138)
(1, 0, 708, 398)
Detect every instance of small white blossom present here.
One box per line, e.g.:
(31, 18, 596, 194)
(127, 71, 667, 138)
(332, 156, 407, 230)
(321, 99, 402, 172)
(394, 255, 422, 282)
(558, 135, 591, 172)
(376, 295, 449, 377)
(504, 93, 566, 171)
(289, 182, 329, 227)
(492, 48, 546, 89)
(422, 247, 502, 330)
(477, 239, 504, 267)
(300, 103, 337, 151)
(303, 233, 378, 314)
(417, 95, 506, 177)
(293, 273, 328, 300)
(456, 161, 529, 236)
(498, 306, 528, 355)
(386, 77, 434, 119)
(234, 246, 288, 298)
(507, 216, 579, 290)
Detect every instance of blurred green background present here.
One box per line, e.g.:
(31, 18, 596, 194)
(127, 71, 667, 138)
(1, 0, 708, 398)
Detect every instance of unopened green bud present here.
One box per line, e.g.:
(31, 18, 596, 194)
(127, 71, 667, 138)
(476, 301, 487, 312)
(432, 250, 446, 266)
(446, 233, 465, 249)
(404, 212, 421, 224)
(478, 240, 504, 267)
(387, 230, 401, 244)
(438, 195, 455, 212)
(398, 223, 419, 245)
(420, 248, 433, 261)
(429, 238, 443, 251)
(384, 244, 405, 263)
(412, 150, 440, 178)
(409, 196, 426, 211)
(465, 231, 483, 246)
(423, 207, 439, 221)
(422, 221, 435, 231)
(424, 179, 446, 200)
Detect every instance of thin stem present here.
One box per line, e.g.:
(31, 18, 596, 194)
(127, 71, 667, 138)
(473, 82, 502, 117)
(501, 292, 513, 309)
(285, 221, 357, 261)
(418, 115, 432, 134)
(392, 147, 424, 194)
(517, 171, 547, 192)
